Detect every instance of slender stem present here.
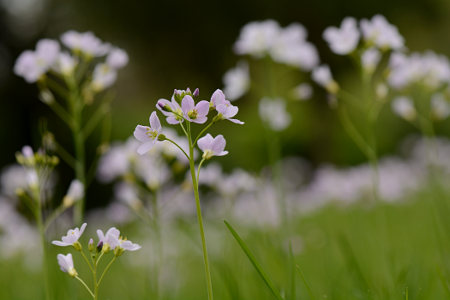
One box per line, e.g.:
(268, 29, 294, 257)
(189, 142, 214, 300)
(194, 120, 215, 145)
(97, 256, 117, 286)
(151, 190, 162, 300)
(80, 250, 95, 273)
(75, 276, 95, 299)
(165, 138, 189, 160)
(196, 158, 206, 184)
(33, 184, 51, 300)
(95, 251, 105, 267)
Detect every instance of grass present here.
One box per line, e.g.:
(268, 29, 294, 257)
(0, 183, 449, 300)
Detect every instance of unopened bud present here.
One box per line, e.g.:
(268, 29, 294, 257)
(193, 88, 199, 97)
(73, 241, 82, 251)
(88, 238, 95, 252)
(97, 241, 104, 252)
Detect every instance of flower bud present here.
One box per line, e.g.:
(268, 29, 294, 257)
(97, 241, 104, 253)
(88, 238, 95, 252)
(157, 134, 166, 141)
(39, 89, 55, 105)
(193, 88, 199, 97)
(72, 241, 82, 251)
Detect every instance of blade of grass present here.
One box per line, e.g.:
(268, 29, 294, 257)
(224, 220, 283, 300)
(295, 264, 316, 300)
(288, 242, 296, 300)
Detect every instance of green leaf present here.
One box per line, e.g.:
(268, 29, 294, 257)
(224, 220, 283, 300)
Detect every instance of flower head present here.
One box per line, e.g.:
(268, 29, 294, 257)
(63, 179, 84, 207)
(361, 48, 381, 73)
(52, 223, 87, 248)
(234, 20, 281, 57)
(198, 134, 228, 159)
(61, 30, 110, 57)
(360, 15, 404, 50)
(106, 47, 129, 69)
(53, 52, 77, 76)
(91, 63, 118, 92)
(223, 61, 250, 101)
(258, 98, 291, 131)
(392, 96, 416, 121)
(157, 98, 184, 124)
(97, 227, 141, 254)
(57, 253, 77, 277)
(181, 95, 209, 124)
(210, 89, 244, 124)
(323, 17, 360, 55)
(134, 112, 162, 155)
(312, 65, 339, 94)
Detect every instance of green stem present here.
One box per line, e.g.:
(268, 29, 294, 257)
(189, 142, 214, 300)
(75, 276, 95, 299)
(165, 138, 189, 160)
(80, 250, 95, 273)
(194, 120, 215, 145)
(35, 187, 51, 300)
(97, 256, 117, 286)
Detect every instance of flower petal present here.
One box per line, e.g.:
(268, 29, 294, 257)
(181, 95, 195, 115)
(134, 125, 150, 142)
(149, 111, 161, 131)
(197, 134, 213, 151)
(196, 100, 210, 117)
(211, 89, 226, 107)
(211, 135, 226, 154)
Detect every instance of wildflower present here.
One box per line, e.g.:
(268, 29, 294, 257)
(91, 63, 118, 92)
(292, 83, 313, 101)
(63, 179, 84, 207)
(323, 17, 360, 55)
(115, 238, 141, 256)
(392, 96, 416, 121)
(134, 111, 162, 155)
(361, 48, 381, 73)
(198, 134, 228, 159)
(223, 61, 250, 101)
(52, 223, 87, 250)
(234, 20, 280, 57)
(156, 98, 184, 124)
(57, 253, 78, 277)
(106, 47, 129, 69)
(61, 30, 110, 57)
(14, 39, 60, 83)
(181, 95, 210, 124)
(97, 227, 120, 251)
(258, 98, 292, 131)
(270, 23, 319, 70)
(210, 89, 244, 124)
(360, 15, 404, 50)
(53, 52, 77, 76)
(431, 94, 450, 120)
(312, 65, 339, 94)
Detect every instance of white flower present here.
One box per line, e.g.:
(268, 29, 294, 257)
(52, 223, 87, 247)
(197, 134, 228, 159)
(61, 30, 110, 57)
(210, 89, 244, 124)
(258, 98, 291, 131)
(134, 111, 162, 155)
(312, 65, 338, 93)
(234, 20, 281, 57)
(53, 52, 77, 76)
(14, 39, 60, 83)
(292, 83, 313, 101)
(323, 17, 360, 55)
(270, 23, 319, 70)
(97, 139, 137, 183)
(91, 63, 118, 92)
(63, 180, 84, 207)
(97, 227, 141, 252)
(223, 61, 250, 101)
(392, 96, 416, 121)
(360, 15, 404, 50)
(106, 47, 129, 69)
(431, 94, 450, 120)
(361, 48, 381, 73)
(57, 253, 77, 277)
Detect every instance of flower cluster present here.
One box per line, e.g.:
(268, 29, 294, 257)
(234, 20, 319, 70)
(134, 88, 242, 157)
(14, 30, 128, 93)
(52, 223, 140, 297)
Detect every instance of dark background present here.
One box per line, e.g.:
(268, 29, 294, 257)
(1, 0, 449, 193)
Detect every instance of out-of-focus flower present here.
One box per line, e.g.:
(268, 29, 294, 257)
(198, 134, 228, 159)
(258, 98, 291, 131)
(53, 52, 77, 76)
(52, 223, 87, 248)
(223, 61, 250, 101)
(14, 39, 60, 83)
(270, 23, 319, 70)
(292, 83, 313, 101)
(61, 30, 110, 57)
(106, 47, 129, 69)
(431, 94, 450, 120)
(323, 17, 360, 55)
(63, 179, 84, 207)
(234, 20, 281, 57)
(392, 96, 416, 121)
(360, 15, 404, 50)
(91, 63, 118, 92)
(57, 253, 77, 277)
(361, 48, 381, 73)
(181, 95, 209, 124)
(134, 112, 162, 155)
(97, 227, 141, 254)
(312, 65, 339, 94)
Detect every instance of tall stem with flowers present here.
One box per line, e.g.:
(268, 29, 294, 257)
(133, 88, 243, 300)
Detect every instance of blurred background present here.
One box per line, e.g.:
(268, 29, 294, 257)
(2, 0, 450, 178)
